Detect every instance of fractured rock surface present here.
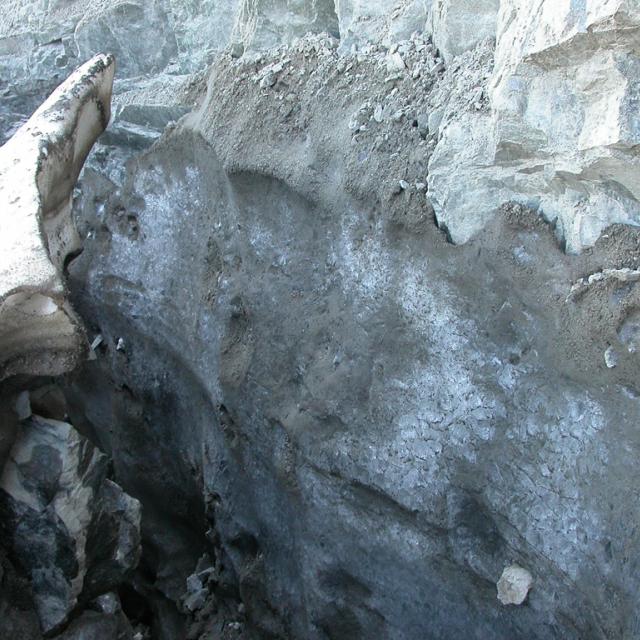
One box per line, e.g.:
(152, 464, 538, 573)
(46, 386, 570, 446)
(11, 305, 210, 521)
(0, 415, 141, 635)
(3, 1, 640, 250)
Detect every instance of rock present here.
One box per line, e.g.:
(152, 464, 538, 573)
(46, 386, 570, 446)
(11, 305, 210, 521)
(336, 0, 430, 49)
(428, 0, 500, 63)
(618, 310, 640, 353)
(417, 112, 430, 138)
(387, 51, 406, 72)
(0, 54, 114, 381)
(430, 0, 640, 253)
(260, 72, 277, 89)
(428, 109, 444, 137)
(489, 0, 640, 252)
(56, 608, 133, 640)
(94, 592, 121, 616)
(75, 2, 178, 78)
(497, 565, 533, 605)
(29, 384, 68, 421)
(0, 415, 141, 635)
(183, 588, 208, 613)
(0, 549, 43, 638)
(14, 391, 31, 421)
(235, 0, 340, 51)
(605, 346, 619, 369)
(229, 42, 245, 59)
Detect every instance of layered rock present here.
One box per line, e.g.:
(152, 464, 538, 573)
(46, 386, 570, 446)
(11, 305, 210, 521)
(428, 0, 500, 62)
(427, 0, 640, 253)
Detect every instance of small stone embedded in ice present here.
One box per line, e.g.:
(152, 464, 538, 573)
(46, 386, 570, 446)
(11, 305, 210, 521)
(230, 42, 244, 59)
(15, 391, 31, 420)
(604, 346, 618, 369)
(116, 337, 126, 352)
(497, 565, 533, 605)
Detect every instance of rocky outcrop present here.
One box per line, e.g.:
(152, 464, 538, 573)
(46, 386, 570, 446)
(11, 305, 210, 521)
(428, 0, 640, 252)
(428, 0, 499, 62)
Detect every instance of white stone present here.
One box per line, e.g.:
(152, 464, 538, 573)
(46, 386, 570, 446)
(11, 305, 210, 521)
(387, 51, 407, 72)
(605, 346, 619, 369)
(497, 565, 533, 605)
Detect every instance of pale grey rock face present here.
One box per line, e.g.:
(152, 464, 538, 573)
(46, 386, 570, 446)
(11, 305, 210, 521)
(336, 0, 430, 47)
(490, 0, 640, 252)
(232, 0, 340, 50)
(75, 1, 179, 78)
(56, 610, 130, 640)
(429, 0, 640, 253)
(428, 0, 499, 62)
(0, 415, 141, 635)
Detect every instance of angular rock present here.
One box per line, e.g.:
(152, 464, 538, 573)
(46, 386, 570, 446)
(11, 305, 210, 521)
(0, 416, 141, 635)
(490, 0, 640, 251)
(57, 606, 133, 640)
(428, 0, 500, 62)
(75, 2, 178, 78)
(232, 0, 340, 51)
